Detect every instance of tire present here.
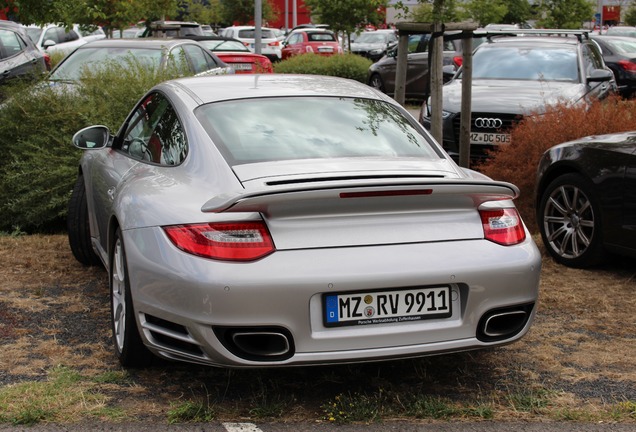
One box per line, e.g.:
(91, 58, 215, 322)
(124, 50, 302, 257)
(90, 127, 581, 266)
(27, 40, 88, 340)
(369, 73, 385, 93)
(538, 173, 605, 268)
(111, 228, 153, 367)
(67, 174, 101, 266)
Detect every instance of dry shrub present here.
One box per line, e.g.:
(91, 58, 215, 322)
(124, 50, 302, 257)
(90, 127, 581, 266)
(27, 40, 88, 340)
(477, 96, 636, 232)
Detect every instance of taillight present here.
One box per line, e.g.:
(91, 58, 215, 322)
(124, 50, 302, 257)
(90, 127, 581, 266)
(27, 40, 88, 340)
(306, 45, 314, 53)
(43, 53, 51, 71)
(268, 41, 280, 47)
(453, 56, 462, 67)
(618, 59, 636, 72)
(480, 208, 526, 246)
(164, 221, 275, 261)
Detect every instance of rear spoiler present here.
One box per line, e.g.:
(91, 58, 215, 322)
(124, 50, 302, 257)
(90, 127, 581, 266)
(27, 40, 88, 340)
(201, 179, 519, 213)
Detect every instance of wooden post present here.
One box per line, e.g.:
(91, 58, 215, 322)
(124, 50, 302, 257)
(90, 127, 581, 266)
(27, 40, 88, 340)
(394, 33, 409, 106)
(459, 31, 473, 168)
(430, 22, 444, 143)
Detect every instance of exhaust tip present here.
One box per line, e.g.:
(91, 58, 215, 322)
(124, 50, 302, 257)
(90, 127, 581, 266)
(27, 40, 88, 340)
(477, 303, 534, 342)
(214, 326, 294, 362)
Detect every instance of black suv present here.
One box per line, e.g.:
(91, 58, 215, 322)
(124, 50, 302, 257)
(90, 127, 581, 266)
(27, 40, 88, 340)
(419, 30, 616, 163)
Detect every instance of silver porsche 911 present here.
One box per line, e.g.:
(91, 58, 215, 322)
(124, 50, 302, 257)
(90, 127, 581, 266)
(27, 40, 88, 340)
(67, 74, 541, 368)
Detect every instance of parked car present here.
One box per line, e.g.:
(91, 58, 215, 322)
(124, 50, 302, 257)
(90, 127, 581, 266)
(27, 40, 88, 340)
(220, 26, 282, 61)
(349, 29, 398, 61)
(367, 32, 478, 100)
(420, 30, 616, 162)
(46, 39, 232, 83)
(139, 21, 204, 38)
(201, 25, 215, 36)
(67, 74, 541, 368)
(23, 24, 105, 57)
(111, 27, 144, 39)
(606, 26, 636, 38)
(535, 131, 636, 268)
(590, 35, 636, 97)
(183, 35, 273, 73)
(281, 28, 343, 60)
(0, 20, 48, 85)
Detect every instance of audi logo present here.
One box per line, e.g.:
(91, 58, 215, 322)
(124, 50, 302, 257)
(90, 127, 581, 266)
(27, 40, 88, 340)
(474, 117, 503, 129)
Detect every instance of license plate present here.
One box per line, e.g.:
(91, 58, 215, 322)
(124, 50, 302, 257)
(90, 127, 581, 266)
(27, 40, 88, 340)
(323, 286, 452, 327)
(232, 63, 253, 71)
(470, 132, 511, 145)
(318, 46, 334, 52)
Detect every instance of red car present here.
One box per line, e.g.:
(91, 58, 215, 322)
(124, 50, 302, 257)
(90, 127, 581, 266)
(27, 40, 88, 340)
(281, 28, 343, 60)
(185, 36, 274, 74)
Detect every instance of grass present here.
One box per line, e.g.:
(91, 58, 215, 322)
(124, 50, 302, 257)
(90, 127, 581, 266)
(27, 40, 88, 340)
(0, 366, 125, 425)
(0, 234, 635, 425)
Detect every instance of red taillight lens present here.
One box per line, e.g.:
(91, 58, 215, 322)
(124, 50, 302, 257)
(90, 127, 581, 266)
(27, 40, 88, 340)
(268, 41, 280, 47)
(305, 45, 314, 53)
(480, 208, 526, 246)
(164, 222, 275, 261)
(618, 59, 636, 72)
(44, 53, 51, 71)
(453, 56, 462, 67)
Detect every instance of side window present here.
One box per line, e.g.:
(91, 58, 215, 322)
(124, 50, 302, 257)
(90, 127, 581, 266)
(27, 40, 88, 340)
(582, 44, 604, 76)
(167, 46, 189, 75)
(43, 27, 61, 44)
(62, 29, 80, 43)
(0, 29, 25, 58)
(289, 33, 301, 44)
(183, 44, 210, 74)
(120, 93, 187, 165)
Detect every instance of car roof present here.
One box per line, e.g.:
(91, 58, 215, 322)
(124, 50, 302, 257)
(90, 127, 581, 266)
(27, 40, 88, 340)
(78, 38, 199, 49)
(485, 36, 582, 48)
(291, 28, 334, 34)
(0, 20, 24, 30)
(163, 74, 387, 105)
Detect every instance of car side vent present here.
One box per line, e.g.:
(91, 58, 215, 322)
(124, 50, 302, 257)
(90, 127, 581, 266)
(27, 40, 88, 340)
(143, 314, 204, 357)
(266, 174, 445, 186)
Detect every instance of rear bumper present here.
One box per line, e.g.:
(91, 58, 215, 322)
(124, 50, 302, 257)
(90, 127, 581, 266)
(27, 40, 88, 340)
(123, 226, 541, 367)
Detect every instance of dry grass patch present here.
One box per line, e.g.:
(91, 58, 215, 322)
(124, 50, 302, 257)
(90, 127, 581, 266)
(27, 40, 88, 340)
(0, 233, 635, 425)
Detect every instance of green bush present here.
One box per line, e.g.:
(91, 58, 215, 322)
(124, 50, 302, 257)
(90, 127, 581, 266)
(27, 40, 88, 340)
(0, 61, 183, 233)
(274, 53, 372, 83)
(477, 96, 636, 232)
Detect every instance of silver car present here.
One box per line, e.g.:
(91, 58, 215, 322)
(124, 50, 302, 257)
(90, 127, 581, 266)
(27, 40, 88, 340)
(67, 74, 541, 368)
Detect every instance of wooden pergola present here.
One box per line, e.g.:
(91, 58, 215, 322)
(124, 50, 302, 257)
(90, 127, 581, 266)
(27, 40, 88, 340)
(394, 22, 479, 168)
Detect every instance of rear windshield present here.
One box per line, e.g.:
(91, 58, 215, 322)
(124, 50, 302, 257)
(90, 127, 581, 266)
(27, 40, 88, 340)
(308, 32, 336, 42)
(468, 45, 579, 81)
(195, 97, 440, 165)
(238, 29, 277, 39)
(49, 47, 162, 81)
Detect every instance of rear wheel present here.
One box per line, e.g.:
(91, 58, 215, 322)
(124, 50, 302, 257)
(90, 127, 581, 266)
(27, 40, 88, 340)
(67, 174, 101, 266)
(111, 228, 153, 367)
(369, 73, 385, 93)
(538, 173, 605, 268)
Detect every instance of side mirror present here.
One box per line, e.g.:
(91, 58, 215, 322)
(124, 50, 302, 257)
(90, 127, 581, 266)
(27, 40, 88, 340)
(587, 69, 613, 83)
(73, 125, 110, 149)
(42, 39, 57, 49)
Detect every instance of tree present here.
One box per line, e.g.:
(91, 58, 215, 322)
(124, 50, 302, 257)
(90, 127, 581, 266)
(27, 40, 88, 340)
(501, 0, 532, 25)
(220, 0, 278, 26)
(625, 5, 636, 26)
(409, 0, 464, 22)
(464, 0, 508, 26)
(179, 0, 223, 26)
(79, 0, 145, 36)
(304, 0, 388, 46)
(538, 0, 595, 29)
